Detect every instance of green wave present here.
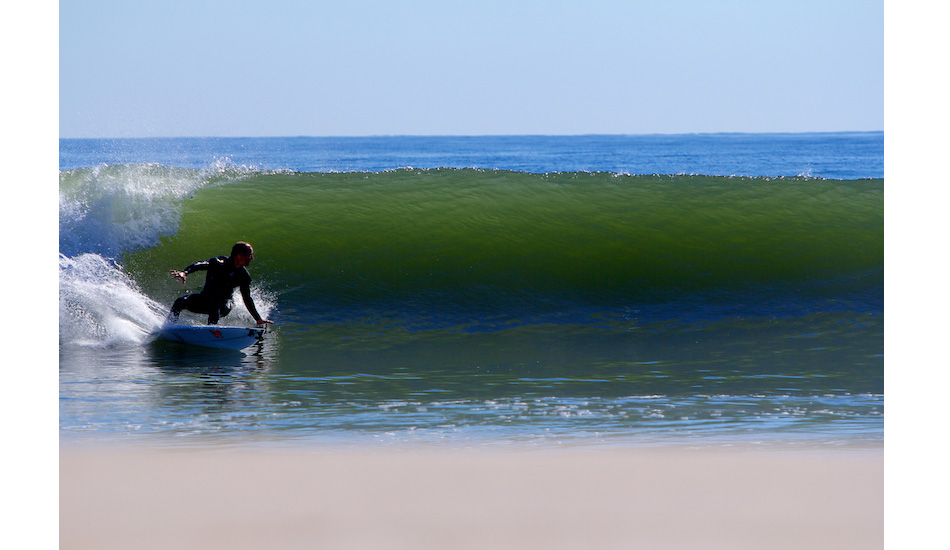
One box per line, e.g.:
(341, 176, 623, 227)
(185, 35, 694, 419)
(124, 169, 883, 317)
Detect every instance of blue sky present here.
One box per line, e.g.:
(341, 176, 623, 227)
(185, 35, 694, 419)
(58, 0, 883, 138)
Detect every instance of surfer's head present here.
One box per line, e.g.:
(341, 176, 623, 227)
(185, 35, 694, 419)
(231, 241, 254, 268)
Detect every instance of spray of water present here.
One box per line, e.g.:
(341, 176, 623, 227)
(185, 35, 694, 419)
(58, 163, 214, 258)
(59, 253, 167, 347)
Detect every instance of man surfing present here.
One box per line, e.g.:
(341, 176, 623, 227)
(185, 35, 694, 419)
(168, 241, 272, 326)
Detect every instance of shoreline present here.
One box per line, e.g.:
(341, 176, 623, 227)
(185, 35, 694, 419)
(61, 443, 882, 550)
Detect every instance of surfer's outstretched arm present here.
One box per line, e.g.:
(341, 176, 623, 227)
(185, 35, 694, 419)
(239, 283, 272, 326)
(169, 258, 215, 285)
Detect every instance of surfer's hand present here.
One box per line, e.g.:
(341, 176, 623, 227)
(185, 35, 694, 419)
(170, 270, 187, 285)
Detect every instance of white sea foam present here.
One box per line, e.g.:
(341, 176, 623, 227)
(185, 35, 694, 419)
(59, 253, 166, 347)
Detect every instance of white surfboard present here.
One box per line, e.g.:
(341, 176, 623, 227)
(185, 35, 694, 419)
(157, 324, 266, 350)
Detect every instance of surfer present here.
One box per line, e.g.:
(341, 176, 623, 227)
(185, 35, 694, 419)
(168, 241, 272, 326)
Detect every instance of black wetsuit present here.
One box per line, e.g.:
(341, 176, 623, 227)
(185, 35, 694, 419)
(170, 256, 262, 325)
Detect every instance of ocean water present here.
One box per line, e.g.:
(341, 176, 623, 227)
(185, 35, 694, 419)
(59, 133, 883, 448)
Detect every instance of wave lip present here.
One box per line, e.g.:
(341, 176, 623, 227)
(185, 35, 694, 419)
(58, 161, 262, 258)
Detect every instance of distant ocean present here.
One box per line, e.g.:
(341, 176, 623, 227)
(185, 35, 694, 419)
(59, 133, 883, 448)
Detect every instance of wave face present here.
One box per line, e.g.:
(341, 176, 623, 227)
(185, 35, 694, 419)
(117, 168, 883, 329)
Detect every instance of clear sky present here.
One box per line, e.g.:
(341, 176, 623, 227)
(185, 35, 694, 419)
(60, 0, 883, 138)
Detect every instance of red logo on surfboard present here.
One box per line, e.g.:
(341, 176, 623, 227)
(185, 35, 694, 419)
(211, 330, 223, 338)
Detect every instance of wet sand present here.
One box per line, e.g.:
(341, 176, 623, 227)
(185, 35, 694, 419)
(60, 445, 882, 549)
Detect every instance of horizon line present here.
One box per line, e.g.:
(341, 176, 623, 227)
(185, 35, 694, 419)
(60, 130, 884, 140)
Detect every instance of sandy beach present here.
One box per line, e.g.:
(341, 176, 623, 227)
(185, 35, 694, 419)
(60, 445, 882, 550)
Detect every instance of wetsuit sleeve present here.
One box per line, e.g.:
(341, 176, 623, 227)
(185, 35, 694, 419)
(181, 258, 213, 275)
